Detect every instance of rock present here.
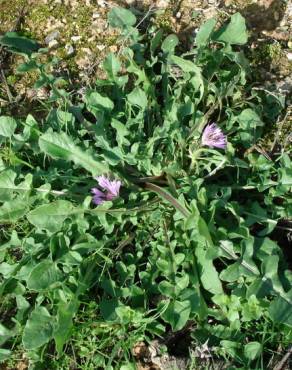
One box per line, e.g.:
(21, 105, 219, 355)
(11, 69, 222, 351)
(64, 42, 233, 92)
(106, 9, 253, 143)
(65, 44, 74, 56)
(176, 11, 182, 19)
(82, 47, 93, 55)
(96, 44, 106, 51)
(97, 0, 106, 7)
(45, 30, 60, 45)
(156, 0, 169, 9)
(287, 52, 292, 61)
(48, 39, 59, 49)
(109, 45, 118, 53)
(71, 35, 81, 42)
(92, 12, 100, 19)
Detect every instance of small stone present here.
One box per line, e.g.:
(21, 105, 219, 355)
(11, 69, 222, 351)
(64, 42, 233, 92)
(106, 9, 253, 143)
(48, 39, 59, 49)
(65, 44, 74, 56)
(92, 12, 100, 19)
(71, 35, 81, 42)
(96, 44, 106, 51)
(45, 30, 60, 45)
(82, 47, 92, 55)
(156, 0, 169, 9)
(176, 11, 181, 19)
(109, 45, 118, 53)
(287, 52, 292, 61)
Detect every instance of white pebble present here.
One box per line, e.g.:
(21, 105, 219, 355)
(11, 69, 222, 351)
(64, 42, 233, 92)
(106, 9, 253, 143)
(71, 35, 81, 42)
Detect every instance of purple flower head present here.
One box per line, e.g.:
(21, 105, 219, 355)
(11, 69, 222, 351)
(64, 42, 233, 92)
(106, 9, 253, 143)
(201, 123, 227, 149)
(91, 175, 121, 205)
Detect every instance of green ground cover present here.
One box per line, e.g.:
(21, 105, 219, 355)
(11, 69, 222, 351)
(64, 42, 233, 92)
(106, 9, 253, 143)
(0, 7, 291, 370)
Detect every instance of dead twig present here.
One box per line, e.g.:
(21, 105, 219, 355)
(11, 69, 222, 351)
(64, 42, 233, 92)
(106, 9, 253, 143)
(271, 111, 289, 153)
(0, 69, 14, 103)
(273, 346, 292, 370)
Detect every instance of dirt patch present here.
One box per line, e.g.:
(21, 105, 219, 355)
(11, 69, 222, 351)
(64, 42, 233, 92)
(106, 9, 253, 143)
(0, 0, 291, 111)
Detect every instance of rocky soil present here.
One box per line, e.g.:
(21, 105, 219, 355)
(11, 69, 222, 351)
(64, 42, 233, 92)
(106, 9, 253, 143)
(0, 0, 291, 102)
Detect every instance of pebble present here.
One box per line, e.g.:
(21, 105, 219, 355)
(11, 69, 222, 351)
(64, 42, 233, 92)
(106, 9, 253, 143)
(92, 12, 100, 19)
(156, 0, 169, 9)
(82, 47, 92, 55)
(97, 0, 106, 7)
(45, 30, 60, 45)
(109, 45, 118, 53)
(71, 35, 81, 42)
(48, 39, 59, 49)
(65, 44, 74, 56)
(176, 12, 181, 19)
(287, 52, 292, 61)
(96, 44, 106, 51)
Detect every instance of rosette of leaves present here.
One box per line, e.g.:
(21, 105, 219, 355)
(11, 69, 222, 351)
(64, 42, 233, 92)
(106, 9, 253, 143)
(0, 7, 291, 369)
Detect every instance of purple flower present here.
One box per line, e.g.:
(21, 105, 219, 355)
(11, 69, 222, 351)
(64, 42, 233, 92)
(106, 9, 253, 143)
(201, 123, 227, 149)
(91, 175, 121, 205)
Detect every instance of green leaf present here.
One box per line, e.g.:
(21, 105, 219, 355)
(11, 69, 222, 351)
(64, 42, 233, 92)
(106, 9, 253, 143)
(162, 300, 191, 331)
(212, 13, 247, 45)
(244, 341, 262, 360)
(120, 364, 136, 370)
(220, 340, 240, 358)
(220, 261, 241, 282)
(0, 32, 39, 55)
(158, 280, 175, 298)
(0, 116, 17, 137)
(111, 119, 130, 146)
(103, 52, 121, 78)
(17, 59, 39, 73)
(0, 200, 28, 223)
(195, 244, 223, 295)
(100, 298, 119, 321)
(0, 348, 11, 362)
(237, 108, 263, 129)
(0, 323, 15, 346)
(175, 274, 189, 294)
(269, 290, 292, 327)
(0, 262, 17, 278)
(23, 306, 54, 350)
(108, 7, 136, 29)
(39, 130, 108, 175)
(196, 18, 217, 46)
(161, 34, 179, 53)
(150, 29, 164, 53)
(27, 200, 75, 232)
(85, 91, 114, 113)
(170, 55, 202, 74)
(0, 170, 32, 201)
(127, 87, 148, 109)
(27, 260, 62, 291)
(54, 299, 79, 354)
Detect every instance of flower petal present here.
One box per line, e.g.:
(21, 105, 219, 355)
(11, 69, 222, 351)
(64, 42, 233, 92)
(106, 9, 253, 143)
(201, 123, 227, 149)
(96, 176, 121, 197)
